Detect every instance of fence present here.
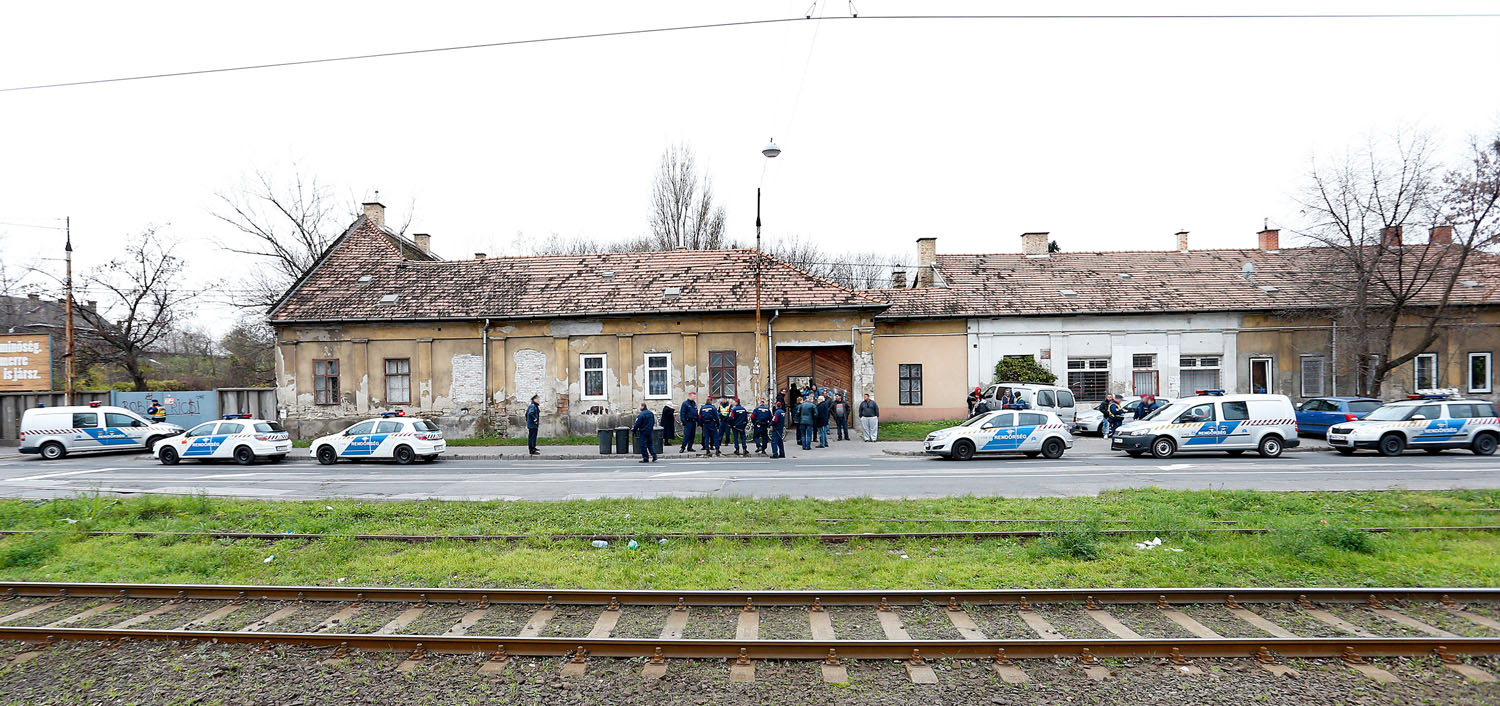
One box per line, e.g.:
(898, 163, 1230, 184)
(0, 388, 275, 442)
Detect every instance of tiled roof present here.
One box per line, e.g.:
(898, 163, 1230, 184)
(873, 247, 1500, 319)
(270, 217, 885, 322)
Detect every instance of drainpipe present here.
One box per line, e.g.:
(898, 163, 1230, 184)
(1330, 318, 1338, 396)
(767, 309, 780, 400)
(481, 318, 491, 428)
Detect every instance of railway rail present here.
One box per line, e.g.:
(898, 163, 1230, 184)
(1, 582, 1497, 684)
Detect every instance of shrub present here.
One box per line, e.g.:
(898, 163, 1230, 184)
(1031, 521, 1103, 561)
(993, 357, 1058, 385)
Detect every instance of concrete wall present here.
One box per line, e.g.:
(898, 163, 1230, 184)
(872, 319, 968, 421)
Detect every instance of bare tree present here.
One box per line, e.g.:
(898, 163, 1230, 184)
(220, 315, 276, 387)
(763, 234, 902, 290)
(78, 228, 209, 391)
(649, 144, 731, 250)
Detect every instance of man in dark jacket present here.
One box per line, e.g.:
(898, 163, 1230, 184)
(679, 393, 698, 453)
(858, 393, 880, 442)
(751, 400, 771, 454)
(632, 403, 658, 463)
(1134, 394, 1161, 420)
(1105, 394, 1126, 435)
(525, 395, 541, 455)
(814, 395, 831, 448)
(769, 402, 787, 458)
(796, 396, 816, 450)
(972, 397, 990, 418)
(728, 398, 749, 455)
(698, 398, 722, 457)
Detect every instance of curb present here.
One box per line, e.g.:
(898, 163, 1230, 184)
(882, 446, 1330, 457)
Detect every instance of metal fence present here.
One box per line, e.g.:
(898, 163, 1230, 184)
(0, 388, 275, 442)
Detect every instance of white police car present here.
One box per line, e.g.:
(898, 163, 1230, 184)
(1111, 390, 1300, 458)
(309, 412, 446, 465)
(924, 408, 1074, 460)
(1326, 393, 1499, 456)
(154, 415, 291, 465)
(20, 401, 184, 460)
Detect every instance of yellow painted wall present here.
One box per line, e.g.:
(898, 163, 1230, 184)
(873, 318, 969, 421)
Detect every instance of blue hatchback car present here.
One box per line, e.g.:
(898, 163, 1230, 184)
(1295, 397, 1383, 436)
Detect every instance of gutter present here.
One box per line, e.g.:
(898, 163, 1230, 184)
(481, 318, 491, 425)
(767, 309, 780, 399)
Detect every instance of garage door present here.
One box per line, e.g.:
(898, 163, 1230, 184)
(776, 346, 853, 397)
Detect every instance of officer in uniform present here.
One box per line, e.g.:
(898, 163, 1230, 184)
(1105, 394, 1126, 435)
(751, 400, 771, 454)
(146, 399, 167, 424)
(769, 401, 787, 458)
(632, 403, 658, 463)
(679, 392, 698, 453)
(728, 398, 749, 455)
(698, 397, 722, 457)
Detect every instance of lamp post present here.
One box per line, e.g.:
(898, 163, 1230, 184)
(755, 139, 780, 403)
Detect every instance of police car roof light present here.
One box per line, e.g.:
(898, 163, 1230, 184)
(1196, 389, 1226, 396)
(222, 413, 253, 419)
(88, 401, 102, 407)
(1406, 393, 1450, 400)
(380, 411, 407, 418)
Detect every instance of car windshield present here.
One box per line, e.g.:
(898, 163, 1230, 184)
(1139, 403, 1178, 422)
(253, 422, 286, 433)
(1363, 405, 1413, 421)
(1348, 401, 1382, 414)
(959, 414, 992, 428)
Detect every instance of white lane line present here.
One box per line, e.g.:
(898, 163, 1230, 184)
(797, 464, 870, 468)
(4, 467, 125, 483)
(649, 470, 714, 478)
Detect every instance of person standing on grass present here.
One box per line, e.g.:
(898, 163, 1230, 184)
(832, 394, 850, 441)
(796, 396, 816, 451)
(679, 392, 698, 453)
(633, 403, 658, 463)
(814, 395, 831, 448)
(858, 393, 880, 442)
(751, 399, 771, 454)
(525, 395, 541, 455)
(769, 401, 787, 458)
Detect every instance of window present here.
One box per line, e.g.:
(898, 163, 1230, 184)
(1222, 401, 1250, 421)
(345, 421, 376, 436)
(384, 358, 411, 404)
(1249, 357, 1273, 394)
(1175, 403, 1217, 424)
(1067, 358, 1109, 400)
(106, 412, 143, 428)
(1300, 356, 1326, 398)
(253, 422, 287, 433)
(898, 364, 923, 405)
(1037, 390, 1054, 407)
(1448, 404, 1479, 419)
(1179, 356, 1221, 393)
(218, 422, 244, 434)
(1300, 399, 1333, 412)
(1469, 353, 1492, 394)
(709, 351, 737, 398)
(1410, 404, 1441, 420)
(1132, 354, 1156, 369)
(1003, 354, 1035, 364)
(185, 423, 217, 437)
(580, 354, 606, 400)
(981, 412, 1014, 429)
(1056, 390, 1075, 408)
(1414, 353, 1438, 390)
(71, 412, 98, 428)
(1348, 400, 1382, 414)
(375, 421, 402, 433)
(1019, 412, 1047, 426)
(314, 359, 340, 405)
(1133, 371, 1158, 396)
(645, 353, 671, 399)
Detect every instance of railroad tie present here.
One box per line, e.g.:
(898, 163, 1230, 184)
(0, 602, 61, 626)
(395, 643, 428, 674)
(1156, 605, 1222, 639)
(1301, 606, 1378, 638)
(375, 606, 426, 635)
(1368, 605, 1456, 638)
(807, 605, 843, 683)
(106, 602, 180, 629)
(1084, 608, 1142, 640)
(237, 605, 300, 633)
(876, 609, 911, 641)
(1434, 646, 1498, 683)
(1227, 607, 1297, 638)
(820, 649, 849, 684)
(991, 649, 1030, 684)
(643, 605, 691, 679)
(587, 605, 621, 639)
(43, 602, 118, 628)
(944, 604, 988, 641)
(309, 604, 361, 633)
(1252, 646, 1299, 678)
(905, 649, 939, 685)
(517, 605, 556, 638)
(1341, 647, 1399, 683)
(443, 608, 490, 637)
(1016, 607, 1065, 640)
(730, 605, 758, 682)
(1447, 605, 1500, 632)
(183, 602, 245, 629)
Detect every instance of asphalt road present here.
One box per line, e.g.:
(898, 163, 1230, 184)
(0, 445, 1497, 501)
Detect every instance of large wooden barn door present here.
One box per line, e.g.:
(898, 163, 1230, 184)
(776, 346, 853, 397)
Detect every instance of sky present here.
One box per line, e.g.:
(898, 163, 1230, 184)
(2, 1, 1498, 335)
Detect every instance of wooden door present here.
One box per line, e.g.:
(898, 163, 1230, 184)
(776, 347, 853, 397)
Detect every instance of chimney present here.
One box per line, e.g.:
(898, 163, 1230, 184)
(1429, 225, 1453, 246)
(413, 233, 431, 252)
(1176, 230, 1190, 252)
(1257, 228, 1280, 251)
(1381, 225, 1403, 248)
(890, 268, 907, 289)
(1021, 232, 1050, 257)
(86, 300, 97, 311)
(362, 200, 386, 228)
(474, 252, 487, 259)
(914, 237, 938, 286)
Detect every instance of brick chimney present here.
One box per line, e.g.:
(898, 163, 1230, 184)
(1176, 230, 1190, 252)
(914, 237, 937, 287)
(362, 200, 386, 228)
(1257, 228, 1280, 251)
(1381, 225, 1403, 247)
(1429, 225, 1453, 245)
(890, 268, 907, 289)
(413, 233, 431, 252)
(1021, 232, 1050, 257)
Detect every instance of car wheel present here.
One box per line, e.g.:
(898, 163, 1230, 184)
(39, 442, 65, 461)
(1378, 433, 1406, 457)
(1227, 450, 1246, 456)
(1150, 436, 1176, 459)
(1257, 435, 1283, 458)
(1097, 422, 1107, 437)
(1472, 433, 1498, 456)
(1335, 448, 1356, 456)
(316, 445, 338, 465)
(233, 446, 256, 465)
(1041, 437, 1065, 459)
(145, 435, 166, 452)
(394, 445, 415, 465)
(158, 446, 180, 465)
(952, 439, 975, 462)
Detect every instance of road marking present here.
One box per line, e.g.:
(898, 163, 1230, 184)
(1157, 464, 1195, 470)
(798, 464, 869, 468)
(4, 467, 124, 482)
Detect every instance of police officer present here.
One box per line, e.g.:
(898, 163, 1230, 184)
(1105, 394, 1126, 436)
(1134, 394, 1160, 420)
(146, 398, 167, 424)
(525, 395, 541, 455)
(751, 400, 771, 454)
(632, 403, 658, 463)
(728, 398, 749, 455)
(679, 392, 698, 453)
(698, 397, 722, 457)
(770, 401, 787, 458)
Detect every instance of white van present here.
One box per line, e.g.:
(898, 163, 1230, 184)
(1110, 390, 1299, 458)
(19, 402, 185, 460)
(979, 382, 1077, 425)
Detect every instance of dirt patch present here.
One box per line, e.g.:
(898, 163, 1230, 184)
(466, 603, 539, 637)
(1250, 605, 1346, 638)
(1034, 604, 1114, 639)
(542, 605, 607, 639)
(1324, 605, 1430, 638)
(334, 603, 409, 634)
(396, 603, 472, 635)
(1105, 606, 1196, 638)
(609, 606, 666, 639)
(754, 606, 811, 641)
(825, 606, 883, 640)
(73, 598, 169, 629)
(274, 601, 352, 633)
(897, 603, 961, 640)
(1179, 604, 1271, 638)
(210, 600, 298, 631)
(679, 606, 739, 640)
(1397, 602, 1500, 638)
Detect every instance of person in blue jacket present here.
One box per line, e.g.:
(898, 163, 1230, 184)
(525, 395, 541, 455)
(698, 397, 722, 457)
(751, 400, 771, 454)
(769, 401, 787, 458)
(632, 403, 657, 463)
(679, 392, 698, 453)
(814, 395, 831, 448)
(728, 398, 749, 455)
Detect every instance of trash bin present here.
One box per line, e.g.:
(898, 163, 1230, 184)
(615, 426, 631, 454)
(652, 426, 664, 456)
(598, 428, 613, 454)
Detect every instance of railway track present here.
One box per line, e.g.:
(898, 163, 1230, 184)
(1, 582, 1497, 684)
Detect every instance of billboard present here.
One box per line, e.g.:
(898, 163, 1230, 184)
(0, 334, 50, 392)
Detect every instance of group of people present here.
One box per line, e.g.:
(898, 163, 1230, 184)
(967, 386, 1031, 417)
(1099, 393, 1164, 435)
(675, 393, 786, 459)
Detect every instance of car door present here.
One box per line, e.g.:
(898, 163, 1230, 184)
(368, 421, 404, 456)
(1036, 389, 1056, 416)
(1016, 412, 1049, 451)
(181, 422, 224, 457)
(70, 412, 102, 451)
(105, 411, 150, 449)
(976, 413, 1016, 451)
(338, 421, 380, 457)
(1411, 404, 1461, 445)
(1218, 400, 1252, 448)
(1055, 389, 1076, 424)
(1175, 403, 1222, 446)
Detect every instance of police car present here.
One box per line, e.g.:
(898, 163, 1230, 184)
(1326, 392, 1499, 456)
(19, 401, 184, 460)
(309, 412, 446, 465)
(1111, 390, 1300, 459)
(924, 408, 1074, 460)
(154, 414, 291, 465)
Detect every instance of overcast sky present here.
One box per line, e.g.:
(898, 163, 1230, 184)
(3, 1, 1498, 333)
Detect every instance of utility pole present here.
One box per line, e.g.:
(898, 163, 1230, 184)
(64, 217, 75, 405)
(754, 187, 763, 401)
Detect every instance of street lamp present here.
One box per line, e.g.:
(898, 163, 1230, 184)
(755, 138, 780, 403)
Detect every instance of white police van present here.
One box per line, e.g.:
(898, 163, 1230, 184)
(19, 402, 184, 460)
(309, 412, 446, 465)
(924, 408, 1074, 460)
(154, 414, 291, 465)
(1326, 393, 1499, 456)
(1111, 390, 1299, 459)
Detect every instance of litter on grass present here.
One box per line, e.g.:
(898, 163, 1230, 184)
(1133, 537, 1185, 552)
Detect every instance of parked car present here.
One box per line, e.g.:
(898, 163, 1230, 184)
(19, 401, 184, 460)
(1073, 396, 1172, 436)
(1326, 394, 1498, 456)
(309, 412, 447, 464)
(1294, 397, 1383, 437)
(1111, 390, 1300, 458)
(977, 382, 1077, 425)
(154, 414, 291, 465)
(925, 409, 1074, 460)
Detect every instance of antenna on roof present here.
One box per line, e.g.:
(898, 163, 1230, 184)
(1263, 217, 1269, 230)
(1241, 262, 1255, 280)
(374, 189, 380, 202)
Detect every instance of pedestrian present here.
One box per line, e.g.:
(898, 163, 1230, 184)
(972, 397, 991, 417)
(698, 397, 722, 456)
(751, 399, 771, 454)
(525, 395, 541, 455)
(832, 394, 850, 441)
(796, 396, 816, 450)
(1001, 390, 1014, 408)
(632, 403, 658, 463)
(660, 403, 676, 442)
(769, 401, 787, 458)
(729, 397, 749, 455)
(146, 398, 167, 424)
(858, 393, 880, 442)
(679, 392, 698, 453)
(967, 386, 982, 416)
(1106, 394, 1126, 436)
(1134, 394, 1160, 420)
(814, 395, 831, 448)
(788, 383, 802, 446)
(1010, 392, 1031, 410)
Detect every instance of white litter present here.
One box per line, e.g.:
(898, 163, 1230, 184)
(263, 555, 275, 563)
(325, 506, 334, 511)
(1134, 537, 1164, 551)
(58, 518, 78, 524)
(337, 577, 347, 583)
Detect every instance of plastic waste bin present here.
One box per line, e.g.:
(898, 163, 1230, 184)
(615, 426, 631, 454)
(598, 428, 613, 454)
(652, 426, 664, 456)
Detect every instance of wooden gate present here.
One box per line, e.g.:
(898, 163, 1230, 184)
(775, 346, 853, 397)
